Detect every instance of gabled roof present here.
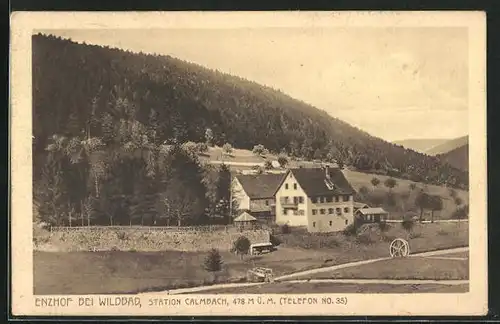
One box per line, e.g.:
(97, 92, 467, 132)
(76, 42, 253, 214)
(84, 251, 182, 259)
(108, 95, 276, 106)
(286, 167, 356, 197)
(356, 207, 388, 215)
(234, 212, 257, 222)
(234, 173, 285, 199)
(354, 202, 369, 209)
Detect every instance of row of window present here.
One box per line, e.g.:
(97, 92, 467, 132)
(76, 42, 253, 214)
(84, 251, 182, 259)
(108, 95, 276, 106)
(312, 220, 349, 228)
(312, 207, 350, 215)
(313, 195, 350, 203)
(281, 196, 304, 204)
(282, 207, 350, 216)
(284, 183, 298, 190)
(281, 195, 351, 204)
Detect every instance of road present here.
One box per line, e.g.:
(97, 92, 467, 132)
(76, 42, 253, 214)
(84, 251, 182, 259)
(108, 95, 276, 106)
(139, 246, 469, 295)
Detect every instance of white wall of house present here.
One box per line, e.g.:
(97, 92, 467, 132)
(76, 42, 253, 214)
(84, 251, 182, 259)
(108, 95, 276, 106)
(274, 171, 354, 232)
(232, 178, 250, 210)
(275, 171, 309, 226)
(307, 195, 354, 232)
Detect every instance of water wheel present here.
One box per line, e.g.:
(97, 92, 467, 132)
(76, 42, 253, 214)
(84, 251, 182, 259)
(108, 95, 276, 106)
(389, 238, 410, 257)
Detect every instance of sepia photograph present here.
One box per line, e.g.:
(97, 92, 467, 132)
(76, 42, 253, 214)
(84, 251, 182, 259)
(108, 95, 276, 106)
(10, 11, 487, 316)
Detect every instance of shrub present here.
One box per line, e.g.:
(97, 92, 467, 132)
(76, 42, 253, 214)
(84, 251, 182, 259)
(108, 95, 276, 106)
(342, 224, 358, 236)
(222, 143, 233, 155)
(277, 155, 289, 168)
(233, 236, 251, 260)
(355, 233, 374, 245)
(401, 219, 414, 233)
(264, 160, 273, 170)
(280, 224, 291, 234)
(252, 144, 266, 156)
(203, 248, 224, 283)
(195, 142, 209, 154)
(270, 234, 281, 247)
(378, 221, 390, 232)
(318, 235, 339, 248)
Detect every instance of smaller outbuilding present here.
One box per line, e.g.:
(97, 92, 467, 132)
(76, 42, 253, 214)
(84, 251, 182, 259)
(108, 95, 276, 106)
(233, 211, 258, 230)
(355, 207, 389, 223)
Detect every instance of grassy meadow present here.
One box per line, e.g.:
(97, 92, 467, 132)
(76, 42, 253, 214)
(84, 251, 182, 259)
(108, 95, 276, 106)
(34, 222, 468, 295)
(194, 282, 469, 294)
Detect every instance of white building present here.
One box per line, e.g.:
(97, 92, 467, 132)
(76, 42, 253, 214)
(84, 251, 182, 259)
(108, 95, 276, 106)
(274, 166, 356, 232)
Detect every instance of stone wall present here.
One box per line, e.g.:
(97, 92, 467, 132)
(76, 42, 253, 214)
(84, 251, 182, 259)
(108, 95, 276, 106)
(34, 227, 270, 252)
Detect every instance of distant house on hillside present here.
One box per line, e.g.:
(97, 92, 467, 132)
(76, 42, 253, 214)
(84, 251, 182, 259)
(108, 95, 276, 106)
(355, 207, 389, 223)
(274, 166, 356, 232)
(232, 173, 285, 222)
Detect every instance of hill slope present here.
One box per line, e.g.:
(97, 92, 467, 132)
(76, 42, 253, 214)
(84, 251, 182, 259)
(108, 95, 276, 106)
(393, 139, 451, 154)
(426, 136, 468, 156)
(437, 144, 469, 171)
(32, 33, 468, 189)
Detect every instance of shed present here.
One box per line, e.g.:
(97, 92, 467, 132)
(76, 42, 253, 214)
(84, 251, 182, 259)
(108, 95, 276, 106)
(353, 202, 369, 212)
(233, 211, 258, 230)
(355, 207, 389, 223)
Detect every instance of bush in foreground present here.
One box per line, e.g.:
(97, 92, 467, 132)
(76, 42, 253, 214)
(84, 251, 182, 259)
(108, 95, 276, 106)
(203, 248, 223, 283)
(233, 236, 251, 260)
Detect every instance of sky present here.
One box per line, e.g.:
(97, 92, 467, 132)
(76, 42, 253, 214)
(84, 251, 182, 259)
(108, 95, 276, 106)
(44, 27, 469, 142)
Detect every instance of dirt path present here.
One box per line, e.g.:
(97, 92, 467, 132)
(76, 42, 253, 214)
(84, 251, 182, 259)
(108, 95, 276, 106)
(139, 246, 469, 295)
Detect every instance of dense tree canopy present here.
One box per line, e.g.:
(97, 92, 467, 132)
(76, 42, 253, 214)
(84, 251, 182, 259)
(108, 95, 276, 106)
(33, 34, 468, 190)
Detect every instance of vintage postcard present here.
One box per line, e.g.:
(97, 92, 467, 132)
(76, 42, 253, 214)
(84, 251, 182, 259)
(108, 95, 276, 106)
(10, 11, 487, 317)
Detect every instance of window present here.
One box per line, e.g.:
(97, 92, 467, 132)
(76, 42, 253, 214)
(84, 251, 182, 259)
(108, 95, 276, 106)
(293, 196, 299, 204)
(285, 184, 289, 190)
(293, 183, 297, 190)
(336, 208, 342, 214)
(313, 222, 316, 228)
(314, 197, 320, 203)
(326, 196, 333, 203)
(320, 197, 325, 203)
(298, 210, 305, 215)
(282, 209, 287, 215)
(329, 221, 333, 226)
(265, 200, 269, 206)
(283, 196, 289, 203)
(344, 207, 350, 213)
(299, 196, 304, 204)
(335, 196, 339, 202)
(343, 195, 349, 202)
(328, 208, 334, 214)
(312, 209, 317, 215)
(320, 209, 326, 215)
(345, 220, 348, 225)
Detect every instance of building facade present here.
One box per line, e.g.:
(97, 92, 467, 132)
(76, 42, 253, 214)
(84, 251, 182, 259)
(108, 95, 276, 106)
(232, 173, 285, 222)
(275, 166, 356, 232)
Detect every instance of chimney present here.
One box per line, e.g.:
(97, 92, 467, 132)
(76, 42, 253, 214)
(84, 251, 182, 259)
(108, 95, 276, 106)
(324, 164, 330, 180)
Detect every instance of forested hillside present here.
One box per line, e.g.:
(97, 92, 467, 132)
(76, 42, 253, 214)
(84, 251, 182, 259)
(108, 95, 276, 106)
(437, 144, 469, 172)
(426, 136, 468, 156)
(32, 33, 470, 227)
(32, 34, 468, 189)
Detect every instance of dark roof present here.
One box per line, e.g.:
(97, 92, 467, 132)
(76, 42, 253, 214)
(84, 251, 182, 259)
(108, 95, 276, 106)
(289, 167, 356, 197)
(235, 173, 285, 199)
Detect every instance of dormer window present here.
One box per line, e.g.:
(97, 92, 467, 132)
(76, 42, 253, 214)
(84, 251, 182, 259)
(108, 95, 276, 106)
(324, 178, 335, 190)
